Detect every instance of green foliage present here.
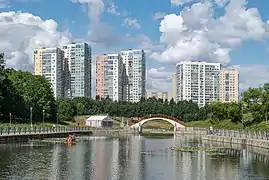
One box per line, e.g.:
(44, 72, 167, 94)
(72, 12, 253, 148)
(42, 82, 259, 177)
(0, 64, 57, 123)
(57, 97, 200, 122)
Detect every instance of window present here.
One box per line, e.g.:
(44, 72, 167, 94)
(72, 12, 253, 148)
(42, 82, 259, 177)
(225, 73, 229, 80)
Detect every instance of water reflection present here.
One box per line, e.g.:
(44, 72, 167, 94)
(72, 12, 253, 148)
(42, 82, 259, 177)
(0, 136, 269, 180)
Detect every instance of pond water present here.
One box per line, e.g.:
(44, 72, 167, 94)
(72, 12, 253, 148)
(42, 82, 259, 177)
(0, 135, 269, 180)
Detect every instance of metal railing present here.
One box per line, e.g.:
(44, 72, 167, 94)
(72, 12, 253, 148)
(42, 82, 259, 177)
(0, 126, 94, 136)
(207, 129, 269, 140)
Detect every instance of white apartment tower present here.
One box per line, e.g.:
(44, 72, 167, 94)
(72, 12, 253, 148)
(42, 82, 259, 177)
(176, 61, 221, 107)
(62, 42, 91, 98)
(120, 49, 146, 102)
(96, 54, 125, 101)
(34, 47, 64, 99)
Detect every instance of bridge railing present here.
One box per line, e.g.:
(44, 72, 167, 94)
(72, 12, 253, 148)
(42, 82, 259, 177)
(0, 126, 95, 136)
(206, 128, 269, 140)
(135, 114, 184, 125)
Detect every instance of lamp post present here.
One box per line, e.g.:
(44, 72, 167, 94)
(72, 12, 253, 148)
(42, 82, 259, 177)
(56, 105, 59, 125)
(42, 109, 45, 124)
(241, 104, 244, 130)
(9, 113, 11, 126)
(56, 112, 59, 125)
(30, 107, 33, 129)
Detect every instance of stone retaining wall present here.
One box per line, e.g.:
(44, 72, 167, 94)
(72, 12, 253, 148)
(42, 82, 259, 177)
(203, 135, 269, 149)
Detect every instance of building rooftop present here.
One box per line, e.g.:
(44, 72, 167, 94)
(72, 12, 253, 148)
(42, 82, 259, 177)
(86, 115, 112, 121)
(176, 61, 221, 66)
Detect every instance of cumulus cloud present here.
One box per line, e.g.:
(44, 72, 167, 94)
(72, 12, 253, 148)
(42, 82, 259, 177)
(152, 0, 269, 65)
(0, 11, 71, 71)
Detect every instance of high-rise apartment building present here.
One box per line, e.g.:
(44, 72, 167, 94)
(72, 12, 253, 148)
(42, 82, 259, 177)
(176, 61, 221, 107)
(96, 55, 106, 99)
(146, 92, 172, 101)
(120, 49, 146, 102)
(219, 69, 239, 103)
(96, 54, 125, 101)
(34, 47, 64, 99)
(62, 42, 91, 98)
(172, 73, 177, 101)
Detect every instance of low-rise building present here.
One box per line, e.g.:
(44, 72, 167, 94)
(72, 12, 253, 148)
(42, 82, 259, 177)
(146, 92, 173, 101)
(85, 115, 113, 128)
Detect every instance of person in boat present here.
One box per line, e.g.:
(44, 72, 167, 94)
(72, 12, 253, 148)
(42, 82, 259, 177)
(71, 134, 76, 142)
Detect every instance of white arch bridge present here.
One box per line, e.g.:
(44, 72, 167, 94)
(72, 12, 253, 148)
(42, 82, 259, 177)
(130, 115, 185, 129)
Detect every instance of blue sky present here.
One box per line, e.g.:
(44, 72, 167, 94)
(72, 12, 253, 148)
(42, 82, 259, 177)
(1, 0, 269, 94)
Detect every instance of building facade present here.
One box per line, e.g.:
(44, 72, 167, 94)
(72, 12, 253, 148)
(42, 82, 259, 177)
(176, 61, 221, 107)
(120, 49, 146, 102)
(34, 47, 64, 99)
(0, 53, 4, 69)
(96, 55, 106, 99)
(62, 42, 91, 98)
(146, 92, 172, 101)
(219, 69, 239, 103)
(96, 54, 125, 101)
(172, 73, 177, 101)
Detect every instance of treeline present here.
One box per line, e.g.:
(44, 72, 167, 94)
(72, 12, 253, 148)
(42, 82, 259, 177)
(0, 55, 57, 123)
(57, 97, 200, 122)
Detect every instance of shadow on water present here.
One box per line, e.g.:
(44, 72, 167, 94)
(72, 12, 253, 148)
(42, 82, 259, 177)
(0, 135, 269, 180)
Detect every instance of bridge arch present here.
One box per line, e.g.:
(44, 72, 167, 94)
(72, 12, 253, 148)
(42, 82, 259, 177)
(130, 114, 185, 129)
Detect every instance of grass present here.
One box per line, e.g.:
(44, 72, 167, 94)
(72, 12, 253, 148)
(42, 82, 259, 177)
(185, 120, 212, 128)
(0, 122, 67, 128)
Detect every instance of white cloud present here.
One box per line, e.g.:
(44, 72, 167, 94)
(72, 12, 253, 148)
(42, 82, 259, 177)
(147, 67, 174, 92)
(153, 12, 166, 20)
(151, 0, 269, 65)
(170, 0, 196, 6)
(170, 0, 230, 7)
(235, 65, 269, 92)
(214, 0, 230, 7)
(0, 11, 71, 71)
(122, 17, 141, 29)
(107, 2, 120, 16)
(71, 0, 104, 21)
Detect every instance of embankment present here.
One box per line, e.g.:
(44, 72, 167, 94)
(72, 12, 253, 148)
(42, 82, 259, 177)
(203, 135, 269, 149)
(0, 129, 135, 144)
(0, 131, 92, 144)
